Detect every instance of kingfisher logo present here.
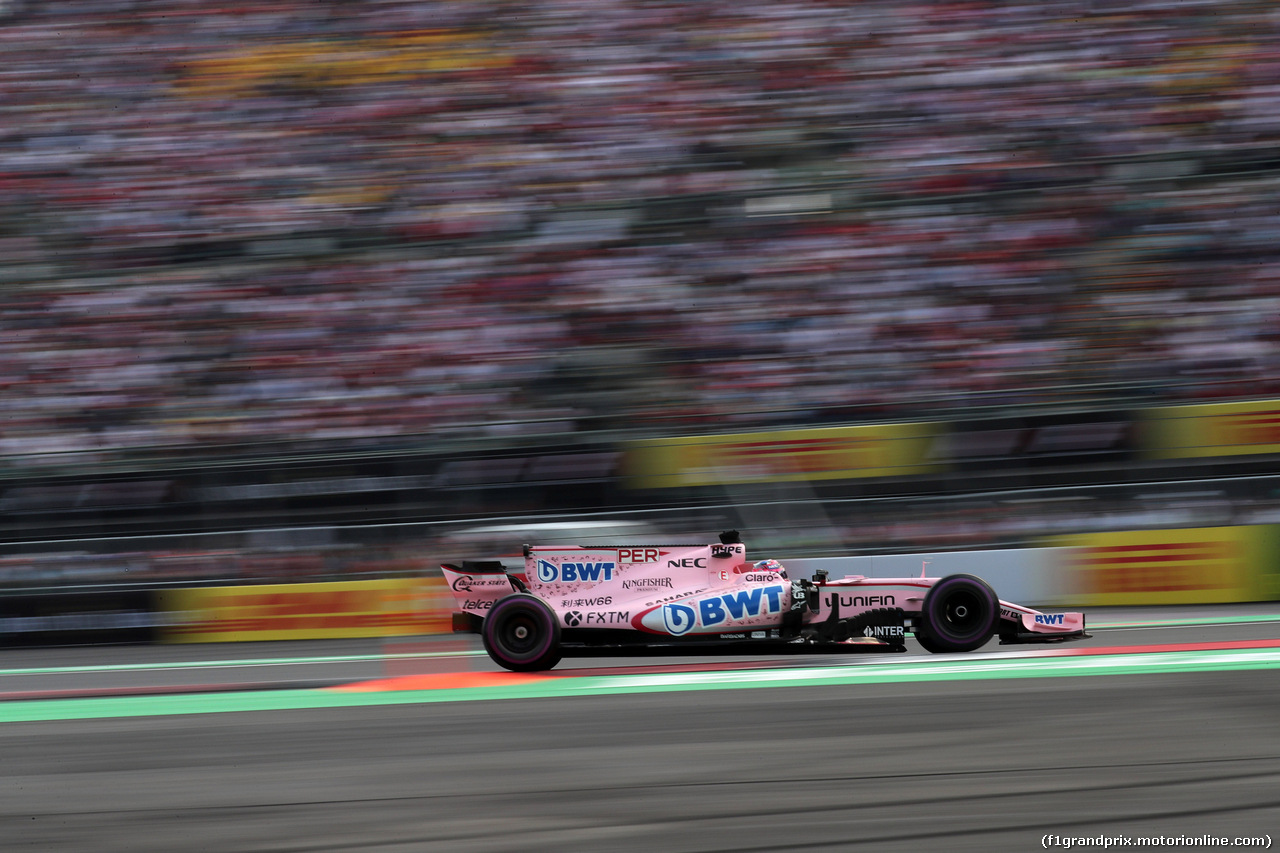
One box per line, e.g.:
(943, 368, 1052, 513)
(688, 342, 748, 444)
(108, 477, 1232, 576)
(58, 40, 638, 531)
(663, 603, 697, 635)
(536, 560, 615, 583)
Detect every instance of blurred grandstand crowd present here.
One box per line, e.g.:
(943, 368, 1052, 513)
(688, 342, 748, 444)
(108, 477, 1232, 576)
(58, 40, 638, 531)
(2, 0, 1280, 469)
(5, 0, 1280, 588)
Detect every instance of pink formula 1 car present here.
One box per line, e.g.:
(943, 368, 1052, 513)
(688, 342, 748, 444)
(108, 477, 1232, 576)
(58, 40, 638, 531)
(442, 532, 1088, 672)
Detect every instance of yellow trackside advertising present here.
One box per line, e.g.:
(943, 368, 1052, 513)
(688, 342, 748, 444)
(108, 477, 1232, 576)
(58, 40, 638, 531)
(1049, 526, 1268, 606)
(1141, 399, 1280, 459)
(157, 578, 450, 643)
(176, 33, 513, 97)
(623, 423, 945, 489)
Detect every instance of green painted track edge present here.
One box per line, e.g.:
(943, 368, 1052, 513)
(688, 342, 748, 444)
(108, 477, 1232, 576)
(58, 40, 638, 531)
(3, 647, 1279, 723)
(0, 650, 486, 678)
(1, 613, 1276, 678)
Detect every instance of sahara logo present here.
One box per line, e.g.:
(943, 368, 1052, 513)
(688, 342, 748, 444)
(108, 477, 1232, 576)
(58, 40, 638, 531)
(536, 560, 615, 583)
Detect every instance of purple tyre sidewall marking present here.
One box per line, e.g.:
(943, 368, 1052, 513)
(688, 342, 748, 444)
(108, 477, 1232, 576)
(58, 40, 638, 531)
(486, 595, 556, 666)
(923, 574, 997, 647)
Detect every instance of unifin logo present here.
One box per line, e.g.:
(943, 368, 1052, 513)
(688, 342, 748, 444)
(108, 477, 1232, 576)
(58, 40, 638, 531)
(663, 603, 697, 636)
(536, 560, 615, 583)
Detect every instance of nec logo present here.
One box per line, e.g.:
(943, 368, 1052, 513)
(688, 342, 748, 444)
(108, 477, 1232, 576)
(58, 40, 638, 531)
(667, 557, 707, 568)
(1034, 614, 1065, 625)
(536, 560, 615, 583)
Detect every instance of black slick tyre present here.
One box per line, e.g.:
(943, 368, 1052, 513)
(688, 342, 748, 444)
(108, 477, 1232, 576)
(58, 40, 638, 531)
(914, 573, 998, 653)
(482, 593, 562, 672)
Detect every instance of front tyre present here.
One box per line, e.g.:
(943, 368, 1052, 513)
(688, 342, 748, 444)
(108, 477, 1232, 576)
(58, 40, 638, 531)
(915, 574, 998, 653)
(482, 593, 562, 672)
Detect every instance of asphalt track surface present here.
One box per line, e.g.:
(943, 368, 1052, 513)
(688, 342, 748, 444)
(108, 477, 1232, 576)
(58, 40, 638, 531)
(2, 606, 1278, 852)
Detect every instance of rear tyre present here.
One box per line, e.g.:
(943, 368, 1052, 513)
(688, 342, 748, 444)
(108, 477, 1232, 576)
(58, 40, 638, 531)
(914, 574, 998, 653)
(482, 593, 562, 672)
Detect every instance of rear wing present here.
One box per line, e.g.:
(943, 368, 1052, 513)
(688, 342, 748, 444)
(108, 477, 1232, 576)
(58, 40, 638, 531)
(440, 560, 525, 633)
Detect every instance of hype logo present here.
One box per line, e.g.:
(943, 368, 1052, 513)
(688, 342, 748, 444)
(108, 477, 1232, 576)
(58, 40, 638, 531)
(663, 603, 697, 636)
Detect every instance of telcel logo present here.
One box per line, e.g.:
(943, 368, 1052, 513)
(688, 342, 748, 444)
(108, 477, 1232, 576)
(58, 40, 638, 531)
(536, 560, 615, 583)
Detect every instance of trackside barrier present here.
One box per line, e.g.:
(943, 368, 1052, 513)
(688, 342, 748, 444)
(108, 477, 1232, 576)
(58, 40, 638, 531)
(156, 578, 450, 643)
(1046, 525, 1279, 606)
(786, 524, 1280, 608)
(622, 422, 946, 488)
(784, 549, 1062, 607)
(1141, 399, 1280, 459)
(0, 589, 163, 647)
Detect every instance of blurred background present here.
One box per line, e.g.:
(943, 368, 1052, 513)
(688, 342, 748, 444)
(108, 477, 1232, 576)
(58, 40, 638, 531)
(3, 0, 1280, 633)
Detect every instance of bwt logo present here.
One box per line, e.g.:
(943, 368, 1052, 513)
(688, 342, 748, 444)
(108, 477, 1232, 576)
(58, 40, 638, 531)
(1035, 613, 1065, 625)
(536, 560, 615, 583)
(700, 586, 785, 627)
(663, 603, 697, 636)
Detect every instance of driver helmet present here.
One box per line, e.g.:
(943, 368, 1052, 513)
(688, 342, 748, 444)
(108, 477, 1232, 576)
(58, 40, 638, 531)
(753, 559, 787, 579)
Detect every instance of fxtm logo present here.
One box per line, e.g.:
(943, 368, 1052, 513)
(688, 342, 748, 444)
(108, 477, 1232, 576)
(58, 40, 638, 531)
(536, 560, 615, 583)
(564, 610, 630, 627)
